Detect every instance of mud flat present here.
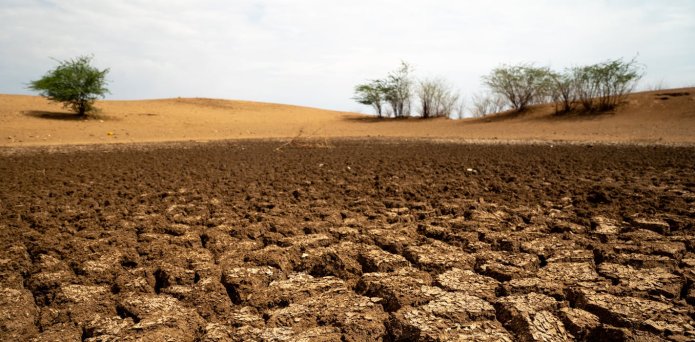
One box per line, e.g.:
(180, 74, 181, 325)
(1, 140, 695, 341)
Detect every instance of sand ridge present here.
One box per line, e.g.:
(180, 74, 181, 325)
(1, 88, 694, 147)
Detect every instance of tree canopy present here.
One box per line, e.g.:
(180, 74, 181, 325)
(482, 64, 552, 112)
(29, 55, 109, 116)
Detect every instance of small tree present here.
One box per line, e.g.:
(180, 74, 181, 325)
(417, 78, 459, 118)
(454, 98, 466, 119)
(470, 92, 507, 118)
(549, 70, 577, 114)
(353, 80, 385, 117)
(573, 57, 642, 112)
(382, 61, 413, 117)
(28, 55, 109, 116)
(482, 63, 552, 112)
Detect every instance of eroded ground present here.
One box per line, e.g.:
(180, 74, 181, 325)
(1, 140, 695, 341)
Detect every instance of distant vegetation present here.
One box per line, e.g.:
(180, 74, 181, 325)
(484, 57, 643, 115)
(483, 63, 551, 112)
(28, 55, 109, 116)
(352, 62, 414, 118)
(417, 78, 460, 119)
(353, 62, 463, 119)
(469, 92, 506, 118)
(572, 58, 643, 112)
(354, 58, 643, 118)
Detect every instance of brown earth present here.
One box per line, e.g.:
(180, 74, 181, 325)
(2, 89, 695, 341)
(1, 88, 695, 147)
(2, 140, 695, 341)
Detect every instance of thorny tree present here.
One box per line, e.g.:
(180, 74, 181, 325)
(29, 55, 110, 116)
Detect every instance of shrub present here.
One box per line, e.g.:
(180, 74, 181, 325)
(482, 64, 552, 112)
(549, 70, 578, 114)
(416, 78, 459, 118)
(470, 92, 507, 118)
(573, 58, 643, 112)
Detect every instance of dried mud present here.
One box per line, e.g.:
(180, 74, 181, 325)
(1, 140, 695, 341)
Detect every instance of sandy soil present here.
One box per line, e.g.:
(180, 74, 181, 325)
(1, 89, 694, 147)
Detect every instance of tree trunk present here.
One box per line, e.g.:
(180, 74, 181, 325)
(77, 101, 86, 116)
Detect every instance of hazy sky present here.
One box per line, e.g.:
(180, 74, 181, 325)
(1, 0, 694, 113)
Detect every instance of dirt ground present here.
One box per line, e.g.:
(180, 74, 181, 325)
(1, 140, 695, 341)
(1, 88, 695, 146)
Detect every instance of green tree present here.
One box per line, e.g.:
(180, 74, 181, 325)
(382, 61, 413, 117)
(353, 80, 385, 117)
(352, 61, 413, 118)
(28, 55, 109, 116)
(482, 63, 552, 112)
(549, 69, 578, 114)
(573, 57, 642, 112)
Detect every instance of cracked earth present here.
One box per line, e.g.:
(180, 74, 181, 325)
(1, 140, 694, 341)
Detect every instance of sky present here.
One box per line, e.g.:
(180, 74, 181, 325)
(1, 0, 694, 114)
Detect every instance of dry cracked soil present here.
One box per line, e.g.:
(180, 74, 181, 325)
(1, 140, 695, 341)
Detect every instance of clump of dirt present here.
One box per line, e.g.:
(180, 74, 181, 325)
(1, 140, 694, 340)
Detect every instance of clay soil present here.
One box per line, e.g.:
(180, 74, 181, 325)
(2, 140, 695, 341)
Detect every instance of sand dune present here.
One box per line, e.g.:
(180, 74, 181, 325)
(1, 88, 694, 147)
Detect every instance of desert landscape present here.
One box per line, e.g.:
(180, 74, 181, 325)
(2, 89, 695, 148)
(1, 90, 695, 341)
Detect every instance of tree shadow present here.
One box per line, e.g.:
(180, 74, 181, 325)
(467, 109, 526, 123)
(466, 104, 617, 123)
(342, 115, 432, 123)
(24, 110, 116, 121)
(541, 109, 616, 122)
(24, 111, 84, 121)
